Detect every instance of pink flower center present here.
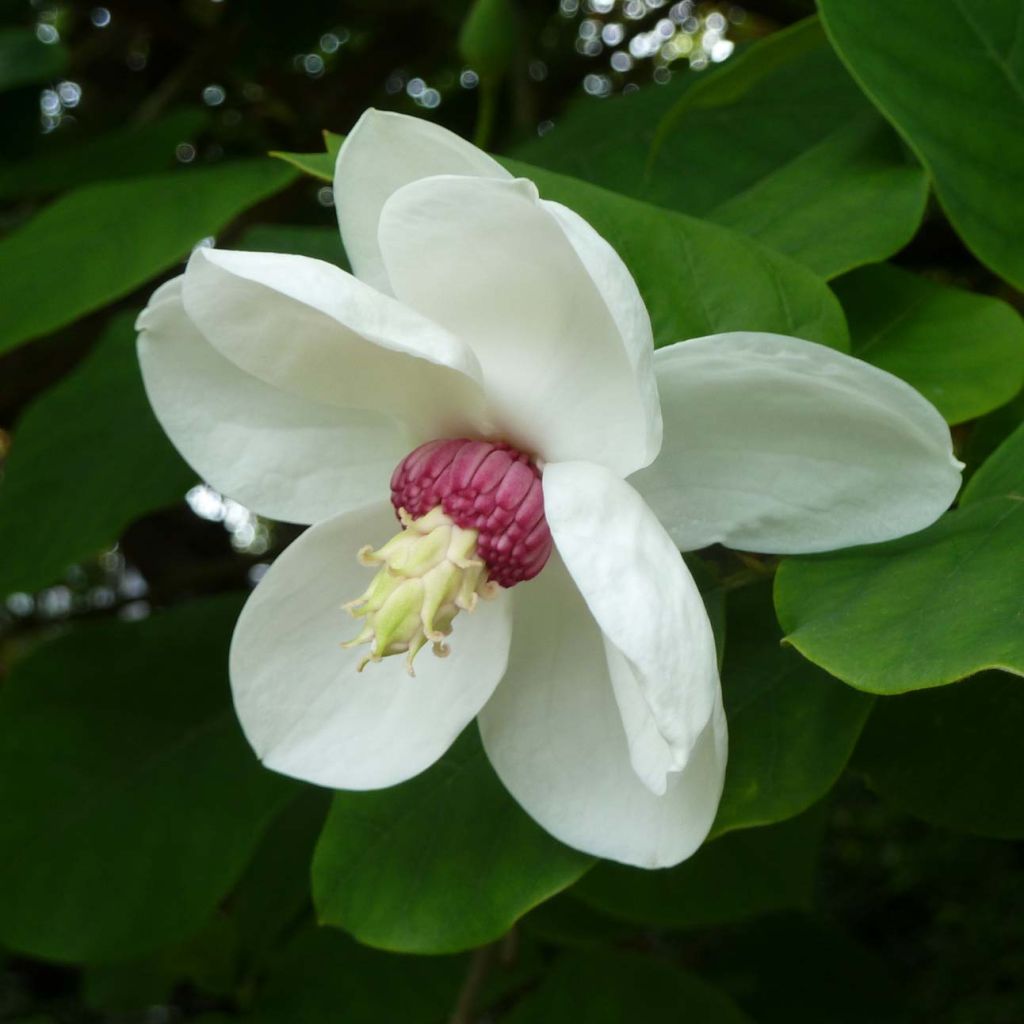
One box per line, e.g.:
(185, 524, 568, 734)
(390, 438, 552, 588)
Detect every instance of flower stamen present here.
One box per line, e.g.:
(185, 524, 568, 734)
(341, 505, 497, 675)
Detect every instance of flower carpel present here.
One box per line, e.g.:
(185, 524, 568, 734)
(391, 438, 552, 587)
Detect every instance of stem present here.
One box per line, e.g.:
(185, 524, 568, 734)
(448, 943, 496, 1024)
(473, 80, 499, 151)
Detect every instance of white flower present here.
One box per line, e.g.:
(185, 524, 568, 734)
(135, 109, 961, 868)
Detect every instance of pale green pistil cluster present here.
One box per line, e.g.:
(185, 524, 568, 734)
(342, 506, 497, 675)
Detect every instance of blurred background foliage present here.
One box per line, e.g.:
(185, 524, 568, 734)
(1, 0, 1023, 1021)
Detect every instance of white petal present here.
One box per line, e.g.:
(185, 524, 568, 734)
(378, 175, 658, 476)
(182, 247, 486, 442)
(231, 501, 514, 790)
(543, 200, 662, 460)
(633, 332, 963, 554)
(479, 556, 727, 868)
(137, 278, 407, 525)
(334, 109, 511, 292)
(543, 461, 719, 794)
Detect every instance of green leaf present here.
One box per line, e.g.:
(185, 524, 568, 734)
(312, 727, 593, 955)
(0, 29, 66, 92)
(834, 263, 1024, 424)
(270, 130, 339, 182)
(572, 804, 825, 929)
(818, 0, 1024, 289)
(458, 0, 520, 82)
(0, 596, 295, 962)
(855, 671, 1024, 839)
(0, 311, 194, 597)
(774, 497, 1024, 693)
(962, 420, 1024, 504)
(513, 17, 928, 279)
(502, 949, 753, 1024)
(277, 135, 849, 349)
(240, 927, 463, 1024)
(0, 159, 297, 355)
(234, 222, 346, 268)
(714, 583, 873, 835)
(0, 109, 208, 199)
(503, 158, 850, 350)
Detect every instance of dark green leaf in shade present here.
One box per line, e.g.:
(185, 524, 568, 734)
(818, 0, 1024, 289)
(834, 263, 1024, 424)
(240, 927, 463, 1024)
(0, 311, 195, 597)
(855, 671, 1024, 839)
(234, 222, 346, 268)
(312, 727, 593, 955)
(519, 893, 636, 949)
(706, 915, 908, 1024)
(0, 596, 295, 962)
(231, 788, 330, 974)
(513, 17, 928, 279)
(774, 497, 1024, 693)
(714, 584, 873, 835)
(501, 949, 753, 1024)
(0, 29, 66, 92)
(0, 109, 208, 199)
(276, 135, 850, 350)
(81, 789, 327, 1012)
(961, 419, 1024, 505)
(685, 553, 726, 668)
(572, 803, 825, 929)
(82, 914, 238, 1013)
(0, 159, 297, 355)
(960, 394, 1024, 497)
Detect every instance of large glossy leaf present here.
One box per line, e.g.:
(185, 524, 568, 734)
(277, 136, 849, 350)
(0, 311, 194, 597)
(835, 263, 1024, 424)
(774, 497, 1024, 693)
(855, 671, 1024, 839)
(513, 18, 927, 279)
(0, 29, 66, 92)
(502, 949, 752, 1024)
(0, 109, 207, 198)
(0, 159, 296, 355)
(819, 0, 1024, 289)
(0, 596, 295, 962)
(573, 803, 825, 929)
(714, 584, 873, 835)
(312, 727, 593, 955)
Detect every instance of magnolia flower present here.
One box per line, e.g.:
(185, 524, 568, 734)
(136, 110, 961, 869)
